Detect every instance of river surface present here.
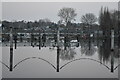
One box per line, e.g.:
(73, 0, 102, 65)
(1, 39, 120, 78)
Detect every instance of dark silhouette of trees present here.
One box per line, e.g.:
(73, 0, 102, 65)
(118, 11, 120, 48)
(99, 7, 120, 52)
(98, 8, 120, 70)
(99, 7, 112, 38)
(99, 8, 112, 63)
(110, 11, 120, 48)
(111, 11, 120, 52)
(2, 21, 11, 32)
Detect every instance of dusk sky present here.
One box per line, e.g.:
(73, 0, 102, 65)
(2, 2, 118, 23)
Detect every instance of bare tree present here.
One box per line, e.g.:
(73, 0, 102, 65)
(58, 7, 77, 26)
(81, 13, 97, 50)
(58, 7, 77, 50)
(81, 13, 97, 25)
(81, 13, 97, 36)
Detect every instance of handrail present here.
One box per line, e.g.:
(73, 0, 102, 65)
(114, 63, 120, 70)
(0, 61, 10, 69)
(13, 57, 56, 70)
(60, 58, 111, 70)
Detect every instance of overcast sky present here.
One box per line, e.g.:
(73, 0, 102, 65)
(2, 2, 118, 23)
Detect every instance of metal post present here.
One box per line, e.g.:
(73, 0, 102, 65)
(10, 27, 13, 71)
(57, 46, 60, 72)
(111, 52, 114, 73)
(111, 30, 114, 51)
(88, 24, 91, 50)
(111, 30, 114, 73)
(39, 33, 41, 50)
(88, 38, 91, 50)
(56, 26, 60, 72)
(64, 36, 67, 50)
(31, 34, 33, 47)
(14, 34, 17, 49)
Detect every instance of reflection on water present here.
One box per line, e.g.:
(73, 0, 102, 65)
(59, 47, 76, 61)
(57, 37, 120, 72)
(1, 36, 120, 73)
(80, 40, 97, 56)
(56, 38, 120, 64)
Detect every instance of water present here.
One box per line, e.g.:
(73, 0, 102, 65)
(1, 39, 119, 78)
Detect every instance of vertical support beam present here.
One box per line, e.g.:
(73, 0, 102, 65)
(88, 24, 91, 50)
(111, 30, 114, 51)
(88, 38, 91, 50)
(57, 46, 60, 72)
(56, 26, 60, 72)
(97, 30, 99, 47)
(111, 52, 114, 73)
(39, 33, 41, 50)
(31, 34, 33, 47)
(76, 34, 80, 47)
(64, 36, 67, 50)
(10, 46, 13, 71)
(14, 34, 17, 49)
(10, 27, 13, 71)
(111, 30, 114, 73)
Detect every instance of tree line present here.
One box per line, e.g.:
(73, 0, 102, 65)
(1, 7, 120, 39)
